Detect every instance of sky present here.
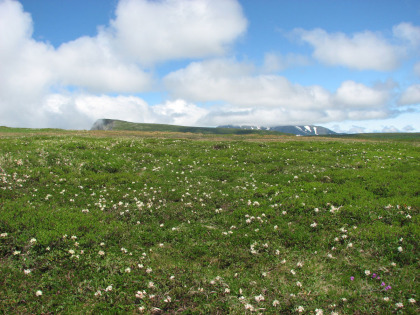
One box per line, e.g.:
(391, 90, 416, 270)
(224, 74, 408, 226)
(1, 0, 420, 133)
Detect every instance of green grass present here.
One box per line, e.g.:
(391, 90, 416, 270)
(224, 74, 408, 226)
(0, 130, 419, 314)
(326, 132, 420, 142)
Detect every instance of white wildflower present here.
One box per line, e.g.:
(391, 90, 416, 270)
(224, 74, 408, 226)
(254, 294, 265, 302)
(244, 304, 254, 311)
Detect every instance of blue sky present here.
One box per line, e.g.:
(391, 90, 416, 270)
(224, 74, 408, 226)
(1, 0, 419, 132)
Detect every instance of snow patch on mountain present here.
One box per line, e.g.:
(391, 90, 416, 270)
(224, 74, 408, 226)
(218, 125, 337, 136)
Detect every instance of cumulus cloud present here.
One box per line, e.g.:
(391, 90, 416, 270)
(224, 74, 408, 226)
(0, 0, 416, 131)
(0, 0, 54, 127)
(393, 22, 420, 47)
(74, 95, 155, 123)
(334, 81, 389, 108)
(164, 58, 394, 126)
(294, 28, 402, 71)
(199, 107, 335, 127)
(152, 99, 209, 126)
(262, 53, 310, 73)
(29, 94, 209, 129)
(348, 126, 367, 134)
(0, 0, 156, 128)
(414, 62, 420, 77)
(0, 0, 247, 128)
(54, 35, 153, 93)
(381, 125, 400, 133)
(402, 125, 415, 132)
(48, 95, 209, 128)
(110, 0, 247, 65)
(164, 59, 390, 110)
(164, 58, 332, 109)
(398, 84, 420, 105)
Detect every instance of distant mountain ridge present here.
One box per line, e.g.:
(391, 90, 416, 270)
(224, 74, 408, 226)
(218, 125, 336, 136)
(90, 119, 288, 135)
(91, 119, 336, 136)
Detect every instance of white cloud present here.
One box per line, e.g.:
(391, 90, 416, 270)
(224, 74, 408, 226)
(381, 125, 400, 133)
(54, 34, 152, 93)
(398, 84, 420, 105)
(294, 28, 401, 71)
(165, 59, 391, 110)
(152, 99, 209, 126)
(0, 0, 246, 128)
(414, 62, 420, 77)
(199, 107, 331, 127)
(334, 81, 389, 108)
(262, 53, 310, 73)
(74, 95, 154, 123)
(402, 125, 415, 132)
(110, 0, 247, 65)
(42, 95, 209, 128)
(393, 22, 420, 47)
(0, 0, 417, 132)
(164, 58, 332, 109)
(0, 0, 32, 56)
(164, 59, 396, 127)
(347, 126, 367, 134)
(0, 0, 56, 127)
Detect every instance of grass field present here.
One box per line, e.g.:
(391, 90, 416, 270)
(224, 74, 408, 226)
(0, 128, 418, 314)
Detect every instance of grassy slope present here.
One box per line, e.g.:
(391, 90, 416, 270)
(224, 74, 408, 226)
(326, 132, 420, 142)
(96, 119, 290, 136)
(0, 130, 419, 314)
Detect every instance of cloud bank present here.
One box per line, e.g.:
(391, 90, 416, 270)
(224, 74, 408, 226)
(110, 0, 247, 65)
(0, 0, 418, 132)
(0, 0, 246, 128)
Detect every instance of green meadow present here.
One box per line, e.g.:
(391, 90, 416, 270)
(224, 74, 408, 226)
(0, 129, 418, 314)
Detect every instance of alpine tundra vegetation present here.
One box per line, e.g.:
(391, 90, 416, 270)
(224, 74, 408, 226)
(0, 128, 418, 314)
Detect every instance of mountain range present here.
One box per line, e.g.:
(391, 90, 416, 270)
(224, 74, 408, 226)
(91, 119, 336, 136)
(218, 125, 336, 136)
